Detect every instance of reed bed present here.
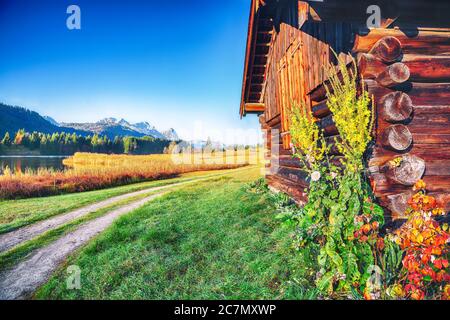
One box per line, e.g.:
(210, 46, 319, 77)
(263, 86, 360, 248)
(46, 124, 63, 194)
(0, 151, 262, 199)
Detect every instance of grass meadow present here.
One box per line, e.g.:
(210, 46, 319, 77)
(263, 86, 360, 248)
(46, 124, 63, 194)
(0, 167, 253, 234)
(35, 166, 318, 300)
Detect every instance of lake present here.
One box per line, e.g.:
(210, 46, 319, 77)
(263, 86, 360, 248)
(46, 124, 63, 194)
(0, 156, 68, 174)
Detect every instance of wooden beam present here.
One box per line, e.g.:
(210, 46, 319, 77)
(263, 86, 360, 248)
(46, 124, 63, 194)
(244, 103, 265, 113)
(359, 53, 450, 82)
(311, 99, 331, 118)
(353, 28, 450, 55)
(365, 80, 450, 106)
(368, 36, 403, 63)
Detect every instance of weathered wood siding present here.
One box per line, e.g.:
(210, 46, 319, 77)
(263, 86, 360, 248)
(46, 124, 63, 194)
(353, 28, 450, 217)
(249, 1, 449, 216)
(261, 2, 353, 202)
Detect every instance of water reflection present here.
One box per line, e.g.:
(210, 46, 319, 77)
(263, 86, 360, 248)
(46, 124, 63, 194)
(0, 156, 67, 174)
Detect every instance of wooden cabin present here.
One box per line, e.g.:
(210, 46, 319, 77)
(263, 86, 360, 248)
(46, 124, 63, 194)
(240, 0, 450, 218)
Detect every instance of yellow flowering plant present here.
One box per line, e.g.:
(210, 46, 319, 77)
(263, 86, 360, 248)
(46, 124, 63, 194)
(286, 53, 390, 299)
(325, 54, 374, 172)
(289, 102, 327, 169)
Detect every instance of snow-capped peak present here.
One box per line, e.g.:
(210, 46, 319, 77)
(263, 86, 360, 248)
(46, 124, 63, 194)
(162, 128, 179, 141)
(118, 118, 132, 127)
(97, 117, 118, 125)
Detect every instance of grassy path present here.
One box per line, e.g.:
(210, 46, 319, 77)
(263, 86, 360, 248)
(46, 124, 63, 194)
(1, 166, 287, 300)
(0, 167, 249, 234)
(0, 192, 167, 300)
(36, 166, 317, 300)
(0, 189, 164, 271)
(0, 169, 251, 254)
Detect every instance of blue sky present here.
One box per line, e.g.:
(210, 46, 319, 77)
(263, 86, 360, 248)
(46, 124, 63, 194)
(0, 0, 261, 143)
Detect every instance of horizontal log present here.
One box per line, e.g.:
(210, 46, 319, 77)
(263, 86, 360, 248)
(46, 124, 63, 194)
(271, 143, 293, 156)
(411, 133, 450, 144)
(375, 63, 410, 88)
(311, 99, 331, 118)
(370, 144, 450, 166)
(244, 103, 265, 113)
(371, 174, 450, 194)
(432, 193, 450, 213)
(414, 105, 450, 115)
(358, 53, 389, 79)
(366, 80, 450, 106)
(384, 154, 426, 186)
(406, 114, 450, 133)
(324, 135, 343, 156)
(401, 54, 450, 82)
(309, 84, 327, 103)
(353, 28, 450, 55)
(275, 155, 302, 169)
(269, 165, 309, 186)
(360, 53, 450, 82)
(259, 115, 270, 130)
(266, 174, 308, 204)
(259, 114, 265, 125)
(265, 114, 281, 127)
(380, 192, 450, 219)
(371, 160, 450, 177)
(425, 160, 450, 176)
(385, 190, 415, 220)
(376, 113, 450, 135)
(309, 61, 356, 102)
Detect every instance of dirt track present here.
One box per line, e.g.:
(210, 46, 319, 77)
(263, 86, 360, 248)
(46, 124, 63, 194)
(0, 167, 249, 300)
(0, 192, 165, 300)
(0, 181, 189, 253)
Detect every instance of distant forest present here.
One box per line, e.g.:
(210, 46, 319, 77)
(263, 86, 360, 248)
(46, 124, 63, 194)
(0, 129, 175, 155)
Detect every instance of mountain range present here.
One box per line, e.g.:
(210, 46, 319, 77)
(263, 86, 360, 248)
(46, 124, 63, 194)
(60, 118, 179, 141)
(0, 103, 179, 141)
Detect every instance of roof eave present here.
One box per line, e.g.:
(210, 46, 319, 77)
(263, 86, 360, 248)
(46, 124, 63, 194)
(240, 0, 260, 118)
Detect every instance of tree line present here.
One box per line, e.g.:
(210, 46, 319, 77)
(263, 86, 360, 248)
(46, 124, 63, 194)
(0, 129, 174, 155)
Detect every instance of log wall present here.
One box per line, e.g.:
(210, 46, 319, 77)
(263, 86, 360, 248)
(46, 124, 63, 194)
(261, 2, 354, 202)
(354, 28, 450, 218)
(258, 3, 449, 218)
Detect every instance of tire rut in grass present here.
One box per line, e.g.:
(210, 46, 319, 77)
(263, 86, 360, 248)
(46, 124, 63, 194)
(0, 172, 231, 253)
(0, 192, 166, 300)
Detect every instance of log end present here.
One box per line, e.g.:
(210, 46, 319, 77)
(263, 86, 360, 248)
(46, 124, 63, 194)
(386, 191, 415, 220)
(380, 91, 414, 122)
(389, 63, 411, 84)
(381, 124, 413, 151)
(386, 154, 426, 186)
(372, 36, 403, 63)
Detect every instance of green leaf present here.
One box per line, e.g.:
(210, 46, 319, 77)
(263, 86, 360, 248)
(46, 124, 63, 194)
(325, 240, 343, 270)
(316, 271, 335, 294)
(318, 248, 328, 267)
(330, 190, 338, 199)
